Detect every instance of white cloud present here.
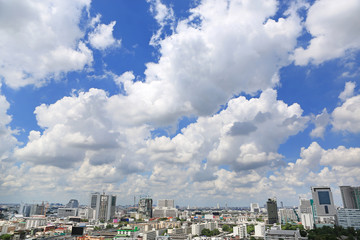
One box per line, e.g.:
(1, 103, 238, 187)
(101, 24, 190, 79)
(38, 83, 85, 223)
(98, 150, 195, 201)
(310, 108, 330, 138)
(293, 0, 360, 65)
(88, 21, 121, 50)
(0, 0, 93, 88)
(339, 81, 356, 101)
(332, 95, 360, 133)
(0, 95, 18, 161)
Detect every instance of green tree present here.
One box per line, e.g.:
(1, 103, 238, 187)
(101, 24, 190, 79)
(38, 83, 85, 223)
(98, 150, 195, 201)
(222, 224, 231, 232)
(0, 234, 12, 240)
(201, 228, 212, 237)
(106, 224, 114, 229)
(247, 224, 254, 234)
(211, 229, 220, 236)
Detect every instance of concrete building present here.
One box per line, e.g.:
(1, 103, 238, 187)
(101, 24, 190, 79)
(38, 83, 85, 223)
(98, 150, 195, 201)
(254, 223, 265, 238)
(337, 208, 360, 230)
(279, 209, 299, 224)
(25, 216, 47, 229)
(138, 196, 153, 218)
(267, 198, 278, 224)
(57, 208, 77, 218)
(66, 199, 79, 208)
(340, 186, 360, 209)
(311, 186, 336, 225)
(29, 203, 45, 216)
(233, 224, 247, 238)
(264, 224, 305, 240)
(299, 198, 314, 230)
(153, 199, 178, 218)
(250, 203, 260, 213)
(78, 207, 95, 220)
(158, 200, 174, 208)
(90, 192, 116, 221)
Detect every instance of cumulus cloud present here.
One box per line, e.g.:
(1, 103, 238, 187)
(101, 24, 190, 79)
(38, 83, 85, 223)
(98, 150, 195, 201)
(0, 95, 18, 161)
(310, 108, 330, 138)
(339, 81, 356, 101)
(88, 21, 121, 50)
(293, 0, 360, 65)
(0, 0, 93, 88)
(332, 95, 360, 133)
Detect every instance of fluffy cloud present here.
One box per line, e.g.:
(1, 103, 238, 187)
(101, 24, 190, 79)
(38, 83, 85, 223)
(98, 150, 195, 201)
(293, 0, 360, 65)
(310, 108, 330, 138)
(0, 95, 18, 161)
(0, 0, 93, 88)
(332, 95, 360, 133)
(88, 21, 121, 50)
(339, 81, 356, 102)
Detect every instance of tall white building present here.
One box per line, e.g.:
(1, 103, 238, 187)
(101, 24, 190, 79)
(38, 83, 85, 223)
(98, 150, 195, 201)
(299, 198, 314, 230)
(250, 203, 260, 213)
(233, 224, 247, 238)
(254, 223, 265, 238)
(337, 208, 360, 229)
(311, 186, 336, 225)
(153, 199, 177, 218)
(90, 192, 116, 221)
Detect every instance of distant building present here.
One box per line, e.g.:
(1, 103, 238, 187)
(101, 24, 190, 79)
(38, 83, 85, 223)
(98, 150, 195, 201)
(340, 186, 360, 209)
(66, 199, 79, 208)
(254, 223, 265, 238)
(337, 208, 360, 230)
(250, 203, 260, 213)
(153, 199, 178, 218)
(279, 208, 299, 224)
(233, 224, 247, 238)
(299, 198, 314, 230)
(138, 196, 153, 218)
(57, 208, 77, 218)
(90, 192, 116, 221)
(264, 224, 305, 240)
(311, 186, 336, 226)
(19, 204, 31, 217)
(30, 203, 45, 216)
(78, 207, 95, 220)
(25, 216, 47, 229)
(267, 198, 278, 224)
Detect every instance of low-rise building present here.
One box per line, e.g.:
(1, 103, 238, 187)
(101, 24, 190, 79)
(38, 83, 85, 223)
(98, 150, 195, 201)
(337, 208, 360, 230)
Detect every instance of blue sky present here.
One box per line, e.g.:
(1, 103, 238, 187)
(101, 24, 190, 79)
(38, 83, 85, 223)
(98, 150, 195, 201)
(0, 0, 360, 207)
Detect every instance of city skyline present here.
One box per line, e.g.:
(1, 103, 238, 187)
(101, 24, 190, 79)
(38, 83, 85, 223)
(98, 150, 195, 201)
(0, 0, 360, 207)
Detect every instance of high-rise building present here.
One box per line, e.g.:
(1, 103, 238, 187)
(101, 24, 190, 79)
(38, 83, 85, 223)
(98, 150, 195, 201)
(66, 199, 79, 208)
(250, 203, 260, 213)
(337, 208, 360, 229)
(158, 199, 174, 208)
(138, 196, 153, 218)
(266, 198, 278, 224)
(311, 186, 336, 225)
(90, 192, 116, 221)
(340, 186, 360, 209)
(299, 198, 314, 230)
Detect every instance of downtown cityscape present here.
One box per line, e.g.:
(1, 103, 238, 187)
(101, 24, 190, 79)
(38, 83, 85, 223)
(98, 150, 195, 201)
(1, 185, 360, 239)
(1, 0, 360, 239)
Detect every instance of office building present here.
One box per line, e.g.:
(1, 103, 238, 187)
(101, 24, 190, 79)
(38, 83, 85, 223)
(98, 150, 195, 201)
(66, 199, 79, 208)
(264, 225, 305, 240)
(311, 186, 336, 225)
(250, 203, 260, 213)
(158, 199, 174, 208)
(233, 224, 247, 238)
(153, 199, 178, 218)
(138, 196, 153, 218)
(337, 208, 360, 229)
(30, 203, 45, 216)
(340, 186, 360, 209)
(267, 198, 278, 224)
(19, 204, 31, 217)
(254, 223, 265, 238)
(57, 208, 77, 218)
(278, 208, 299, 224)
(299, 198, 314, 230)
(90, 192, 116, 221)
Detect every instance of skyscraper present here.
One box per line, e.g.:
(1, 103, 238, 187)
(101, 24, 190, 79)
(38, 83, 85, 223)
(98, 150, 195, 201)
(311, 186, 336, 225)
(90, 192, 116, 221)
(266, 198, 278, 224)
(66, 199, 79, 208)
(158, 199, 174, 208)
(340, 186, 360, 209)
(138, 196, 153, 218)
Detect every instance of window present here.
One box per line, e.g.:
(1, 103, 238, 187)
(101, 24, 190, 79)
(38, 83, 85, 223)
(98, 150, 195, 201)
(325, 206, 329, 214)
(318, 191, 331, 205)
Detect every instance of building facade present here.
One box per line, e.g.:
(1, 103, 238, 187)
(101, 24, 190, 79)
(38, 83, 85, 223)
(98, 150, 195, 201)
(311, 186, 336, 225)
(337, 208, 360, 230)
(90, 192, 116, 221)
(340, 186, 360, 209)
(138, 197, 153, 218)
(267, 198, 278, 224)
